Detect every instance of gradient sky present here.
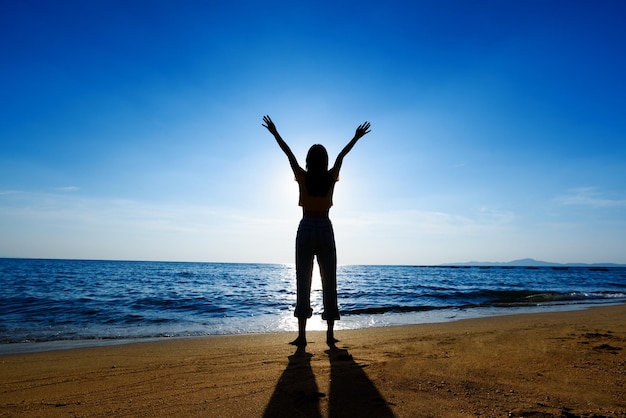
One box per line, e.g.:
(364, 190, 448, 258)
(1, 1, 625, 265)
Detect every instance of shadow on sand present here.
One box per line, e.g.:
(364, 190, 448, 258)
(325, 346, 395, 417)
(263, 347, 323, 418)
(263, 345, 395, 418)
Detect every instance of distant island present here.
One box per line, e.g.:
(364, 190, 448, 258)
(443, 258, 626, 267)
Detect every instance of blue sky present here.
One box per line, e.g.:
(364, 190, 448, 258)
(1, 0, 625, 265)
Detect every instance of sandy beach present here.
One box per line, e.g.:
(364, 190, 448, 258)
(1, 305, 625, 417)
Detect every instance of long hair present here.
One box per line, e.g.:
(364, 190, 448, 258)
(305, 144, 333, 197)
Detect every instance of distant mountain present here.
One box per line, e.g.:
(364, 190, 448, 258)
(445, 258, 626, 267)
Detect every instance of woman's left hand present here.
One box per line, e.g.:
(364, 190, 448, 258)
(262, 115, 279, 136)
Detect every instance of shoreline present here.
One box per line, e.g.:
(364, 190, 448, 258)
(1, 304, 625, 417)
(1, 301, 620, 356)
(1, 301, 622, 356)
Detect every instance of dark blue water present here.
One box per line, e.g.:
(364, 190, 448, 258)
(1, 258, 625, 349)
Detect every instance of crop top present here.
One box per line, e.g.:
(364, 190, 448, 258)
(294, 169, 338, 211)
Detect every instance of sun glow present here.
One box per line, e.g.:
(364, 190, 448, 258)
(311, 263, 322, 290)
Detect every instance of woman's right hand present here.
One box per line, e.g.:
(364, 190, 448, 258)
(354, 121, 371, 140)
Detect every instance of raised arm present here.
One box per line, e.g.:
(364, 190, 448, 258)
(262, 115, 301, 174)
(331, 121, 371, 175)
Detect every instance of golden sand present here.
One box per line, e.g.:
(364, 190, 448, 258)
(1, 305, 625, 417)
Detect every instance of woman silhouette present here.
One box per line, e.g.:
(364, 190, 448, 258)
(262, 115, 371, 347)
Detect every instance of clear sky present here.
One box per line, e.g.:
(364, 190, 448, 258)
(1, 0, 625, 265)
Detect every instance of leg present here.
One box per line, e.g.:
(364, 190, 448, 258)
(317, 220, 339, 346)
(293, 221, 314, 345)
(326, 319, 337, 347)
(290, 317, 308, 347)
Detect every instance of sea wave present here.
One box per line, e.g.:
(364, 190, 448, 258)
(1, 259, 625, 346)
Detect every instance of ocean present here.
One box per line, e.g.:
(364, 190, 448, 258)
(1, 258, 625, 353)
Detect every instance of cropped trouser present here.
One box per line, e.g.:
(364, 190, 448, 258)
(294, 217, 340, 321)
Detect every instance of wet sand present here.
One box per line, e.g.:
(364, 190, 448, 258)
(1, 305, 625, 417)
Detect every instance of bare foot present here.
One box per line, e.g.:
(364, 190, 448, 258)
(289, 336, 307, 347)
(326, 333, 339, 347)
